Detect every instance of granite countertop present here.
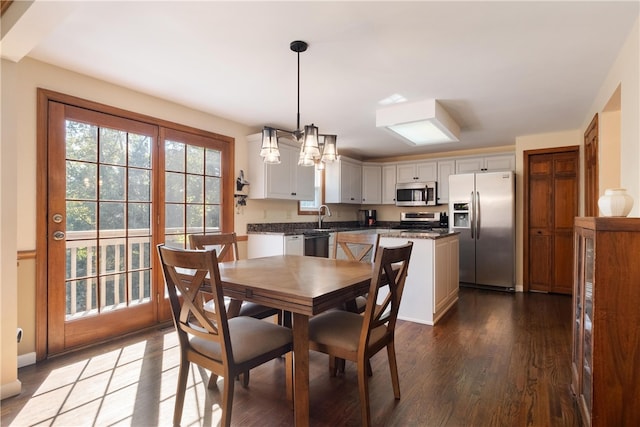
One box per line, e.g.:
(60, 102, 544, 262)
(246, 221, 458, 240)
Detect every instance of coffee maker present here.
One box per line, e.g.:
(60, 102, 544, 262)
(358, 209, 377, 227)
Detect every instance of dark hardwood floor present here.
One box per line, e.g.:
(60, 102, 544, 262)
(1, 288, 580, 426)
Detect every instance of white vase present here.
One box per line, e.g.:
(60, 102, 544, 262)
(597, 188, 634, 217)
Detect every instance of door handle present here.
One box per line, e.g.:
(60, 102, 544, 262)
(470, 191, 475, 239)
(53, 231, 65, 241)
(476, 191, 481, 240)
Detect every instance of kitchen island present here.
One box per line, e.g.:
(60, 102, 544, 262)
(379, 230, 459, 325)
(247, 223, 459, 326)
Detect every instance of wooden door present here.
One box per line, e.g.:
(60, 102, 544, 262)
(525, 147, 579, 294)
(584, 114, 599, 216)
(38, 90, 235, 358)
(47, 102, 159, 353)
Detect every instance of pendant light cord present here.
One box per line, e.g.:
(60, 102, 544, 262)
(296, 48, 301, 133)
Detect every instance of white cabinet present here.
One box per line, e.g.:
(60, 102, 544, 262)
(437, 159, 455, 204)
(247, 234, 303, 258)
(248, 135, 314, 200)
(396, 160, 437, 183)
(433, 236, 459, 316)
(455, 154, 515, 174)
(361, 164, 382, 204)
(325, 157, 363, 204)
(379, 234, 459, 325)
(382, 164, 397, 204)
(284, 235, 304, 255)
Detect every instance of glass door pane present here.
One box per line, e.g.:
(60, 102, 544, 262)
(164, 140, 222, 248)
(64, 121, 153, 319)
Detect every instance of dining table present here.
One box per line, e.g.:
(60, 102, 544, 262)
(217, 254, 375, 426)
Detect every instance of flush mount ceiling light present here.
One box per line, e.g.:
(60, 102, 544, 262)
(260, 40, 338, 167)
(376, 99, 460, 145)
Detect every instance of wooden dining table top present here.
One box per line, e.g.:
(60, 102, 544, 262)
(217, 254, 375, 315)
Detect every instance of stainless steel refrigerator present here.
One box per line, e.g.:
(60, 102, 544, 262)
(449, 171, 515, 289)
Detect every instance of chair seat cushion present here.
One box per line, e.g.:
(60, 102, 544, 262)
(309, 310, 387, 352)
(190, 316, 292, 364)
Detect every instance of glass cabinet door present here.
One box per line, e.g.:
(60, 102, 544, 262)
(571, 232, 584, 393)
(581, 234, 594, 414)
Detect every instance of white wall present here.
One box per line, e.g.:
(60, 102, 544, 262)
(0, 56, 21, 399)
(583, 18, 639, 215)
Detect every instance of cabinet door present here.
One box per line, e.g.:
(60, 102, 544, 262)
(284, 235, 304, 255)
(266, 144, 295, 199)
(455, 157, 484, 174)
(362, 164, 381, 204)
(247, 234, 285, 258)
(437, 160, 455, 204)
(382, 164, 397, 204)
(416, 161, 437, 181)
(343, 160, 362, 203)
(485, 154, 515, 172)
(396, 163, 417, 183)
(294, 161, 315, 200)
(434, 238, 450, 313)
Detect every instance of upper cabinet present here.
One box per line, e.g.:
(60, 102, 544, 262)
(247, 135, 314, 201)
(325, 156, 363, 204)
(455, 154, 515, 174)
(437, 159, 455, 204)
(361, 163, 382, 204)
(382, 164, 397, 204)
(396, 160, 437, 183)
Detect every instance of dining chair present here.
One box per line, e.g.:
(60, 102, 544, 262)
(157, 245, 293, 427)
(189, 233, 281, 322)
(189, 233, 283, 386)
(332, 232, 380, 314)
(308, 242, 413, 427)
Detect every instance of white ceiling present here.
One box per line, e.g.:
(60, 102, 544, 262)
(3, 1, 639, 159)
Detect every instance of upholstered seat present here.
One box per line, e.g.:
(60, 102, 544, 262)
(309, 242, 413, 427)
(157, 245, 293, 427)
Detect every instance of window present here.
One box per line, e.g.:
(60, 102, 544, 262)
(298, 167, 324, 214)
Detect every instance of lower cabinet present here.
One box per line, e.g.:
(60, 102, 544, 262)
(247, 234, 303, 258)
(379, 234, 459, 325)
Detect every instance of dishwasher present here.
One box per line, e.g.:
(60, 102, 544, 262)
(303, 231, 330, 257)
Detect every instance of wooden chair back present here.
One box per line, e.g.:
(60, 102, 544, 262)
(361, 242, 413, 348)
(333, 232, 380, 262)
(157, 245, 232, 366)
(189, 233, 239, 261)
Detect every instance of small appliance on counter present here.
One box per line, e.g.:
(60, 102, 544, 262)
(358, 209, 377, 227)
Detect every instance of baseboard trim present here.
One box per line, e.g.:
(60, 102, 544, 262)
(0, 379, 22, 400)
(18, 352, 36, 368)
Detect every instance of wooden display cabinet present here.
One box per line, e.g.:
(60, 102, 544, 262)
(571, 217, 640, 427)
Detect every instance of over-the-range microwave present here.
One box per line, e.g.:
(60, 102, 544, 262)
(395, 181, 438, 206)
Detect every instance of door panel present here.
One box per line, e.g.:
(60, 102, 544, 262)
(47, 102, 157, 353)
(584, 115, 599, 216)
(526, 148, 578, 294)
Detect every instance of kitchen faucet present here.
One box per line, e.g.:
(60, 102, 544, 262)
(318, 204, 332, 228)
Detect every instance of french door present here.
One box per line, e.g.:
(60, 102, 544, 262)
(43, 94, 233, 355)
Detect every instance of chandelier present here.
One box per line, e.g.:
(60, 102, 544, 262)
(260, 40, 338, 168)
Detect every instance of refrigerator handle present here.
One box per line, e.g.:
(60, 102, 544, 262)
(470, 191, 475, 239)
(476, 191, 481, 240)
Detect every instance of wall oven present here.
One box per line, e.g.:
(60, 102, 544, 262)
(395, 182, 437, 206)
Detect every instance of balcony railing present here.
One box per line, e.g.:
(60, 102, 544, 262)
(64, 227, 220, 318)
